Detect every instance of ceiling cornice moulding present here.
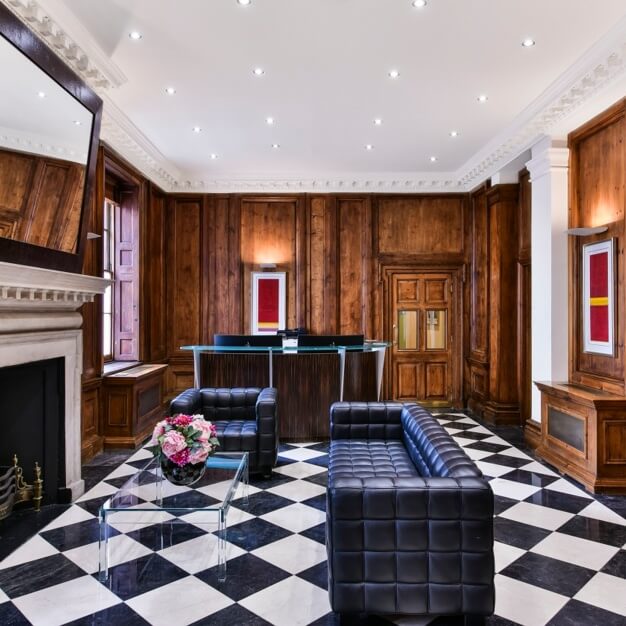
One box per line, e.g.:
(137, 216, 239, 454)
(456, 15, 626, 188)
(3, 0, 626, 194)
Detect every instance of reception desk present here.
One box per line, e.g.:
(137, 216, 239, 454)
(180, 344, 388, 440)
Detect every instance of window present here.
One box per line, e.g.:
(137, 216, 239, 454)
(102, 199, 116, 361)
(102, 190, 139, 362)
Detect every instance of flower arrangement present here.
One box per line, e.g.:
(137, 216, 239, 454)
(148, 414, 220, 467)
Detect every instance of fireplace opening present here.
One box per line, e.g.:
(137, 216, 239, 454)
(0, 358, 68, 505)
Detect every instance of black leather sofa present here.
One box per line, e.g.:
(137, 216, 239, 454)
(327, 401, 494, 623)
(169, 387, 278, 475)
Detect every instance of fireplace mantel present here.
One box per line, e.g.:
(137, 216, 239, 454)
(0, 261, 109, 500)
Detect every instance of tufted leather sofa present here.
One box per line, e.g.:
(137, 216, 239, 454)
(327, 402, 494, 622)
(169, 387, 278, 475)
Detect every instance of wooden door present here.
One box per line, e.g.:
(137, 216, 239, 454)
(390, 271, 458, 406)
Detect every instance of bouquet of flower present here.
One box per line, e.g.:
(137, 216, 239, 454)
(148, 414, 220, 466)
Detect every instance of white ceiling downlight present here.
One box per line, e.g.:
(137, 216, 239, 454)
(253, 67, 265, 76)
(192, 126, 202, 133)
(237, 0, 252, 6)
(165, 87, 176, 95)
(266, 117, 275, 125)
(210, 153, 218, 160)
(412, 0, 427, 8)
(374, 118, 383, 126)
(477, 94, 488, 103)
(522, 38, 536, 47)
(128, 31, 142, 40)
(271, 143, 280, 149)
(388, 69, 400, 79)
(450, 130, 459, 137)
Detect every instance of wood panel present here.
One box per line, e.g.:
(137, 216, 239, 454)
(307, 196, 338, 334)
(376, 196, 465, 256)
(166, 197, 202, 356)
(145, 185, 167, 361)
(81, 380, 102, 462)
(0, 148, 84, 253)
(470, 186, 489, 361)
(240, 196, 305, 332)
(569, 99, 626, 394)
(518, 170, 532, 425)
(338, 197, 372, 335)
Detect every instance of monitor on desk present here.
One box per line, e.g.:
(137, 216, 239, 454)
(297, 334, 364, 350)
(213, 334, 283, 348)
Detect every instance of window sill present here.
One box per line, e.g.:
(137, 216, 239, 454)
(103, 361, 141, 377)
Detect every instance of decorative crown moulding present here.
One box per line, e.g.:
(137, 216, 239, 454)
(5, 0, 626, 193)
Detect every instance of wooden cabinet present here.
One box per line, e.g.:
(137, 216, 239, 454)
(102, 364, 167, 449)
(536, 381, 626, 494)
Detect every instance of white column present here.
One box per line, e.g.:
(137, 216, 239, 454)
(526, 136, 570, 422)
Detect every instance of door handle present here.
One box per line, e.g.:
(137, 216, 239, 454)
(393, 323, 398, 347)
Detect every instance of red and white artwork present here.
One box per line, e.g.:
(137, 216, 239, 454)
(251, 272, 286, 335)
(583, 240, 613, 355)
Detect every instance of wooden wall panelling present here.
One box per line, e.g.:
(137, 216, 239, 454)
(239, 196, 306, 332)
(144, 184, 167, 362)
(466, 185, 490, 415)
(517, 170, 532, 425)
(337, 197, 373, 336)
(306, 195, 338, 334)
(484, 184, 521, 424)
(568, 99, 626, 395)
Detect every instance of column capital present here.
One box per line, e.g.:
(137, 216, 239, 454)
(525, 135, 569, 181)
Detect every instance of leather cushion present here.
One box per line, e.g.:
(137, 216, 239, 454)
(330, 440, 420, 480)
(213, 420, 257, 452)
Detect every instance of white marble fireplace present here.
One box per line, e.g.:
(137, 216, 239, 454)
(0, 262, 109, 501)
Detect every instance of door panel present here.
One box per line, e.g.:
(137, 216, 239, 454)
(390, 271, 458, 406)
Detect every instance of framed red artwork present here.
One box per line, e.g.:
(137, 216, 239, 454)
(251, 272, 286, 335)
(582, 239, 614, 356)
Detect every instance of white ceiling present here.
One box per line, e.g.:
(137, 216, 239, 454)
(12, 0, 626, 190)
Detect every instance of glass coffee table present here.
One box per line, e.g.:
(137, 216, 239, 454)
(98, 452, 248, 583)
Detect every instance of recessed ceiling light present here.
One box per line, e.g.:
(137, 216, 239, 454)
(429, 156, 437, 162)
(73, 120, 82, 126)
(271, 143, 280, 149)
(374, 118, 383, 126)
(365, 144, 374, 151)
(521, 38, 536, 48)
(477, 94, 488, 103)
(449, 130, 459, 137)
(412, 0, 427, 7)
(237, 0, 252, 5)
(388, 69, 400, 79)
(129, 31, 142, 40)
(165, 87, 176, 95)
(192, 126, 202, 133)
(37, 91, 46, 98)
(210, 153, 218, 160)
(266, 116, 275, 125)
(253, 67, 265, 77)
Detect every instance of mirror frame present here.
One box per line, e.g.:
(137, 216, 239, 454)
(0, 3, 102, 273)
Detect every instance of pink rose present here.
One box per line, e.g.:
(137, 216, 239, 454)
(150, 419, 168, 445)
(170, 448, 191, 466)
(192, 417, 214, 441)
(161, 430, 187, 459)
(171, 414, 193, 427)
(188, 446, 209, 465)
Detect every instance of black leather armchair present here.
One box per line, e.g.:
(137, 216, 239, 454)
(169, 387, 278, 475)
(327, 402, 494, 622)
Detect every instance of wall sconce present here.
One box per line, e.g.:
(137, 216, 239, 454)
(87, 232, 101, 240)
(259, 263, 277, 271)
(565, 226, 608, 236)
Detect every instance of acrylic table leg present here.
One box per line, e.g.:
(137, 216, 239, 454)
(98, 510, 109, 583)
(242, 461, 249, 507)
(217, 509, 227, 582)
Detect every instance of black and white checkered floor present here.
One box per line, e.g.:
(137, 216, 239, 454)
(0, 413, 625, 625)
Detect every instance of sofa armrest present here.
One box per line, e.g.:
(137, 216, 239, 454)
(330, 401, 404, 440)
(169, 388, 201, 416)
(256, 387, 278, 469)
(327, 477, 494, 615)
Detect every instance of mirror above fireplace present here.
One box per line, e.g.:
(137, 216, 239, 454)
(0, 3, 102, 272)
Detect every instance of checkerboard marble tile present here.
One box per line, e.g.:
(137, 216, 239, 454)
(0, 413, 625, 625)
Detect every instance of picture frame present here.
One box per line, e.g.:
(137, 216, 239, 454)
(251, 272, 286, 335)
(582, 239, 614, 356)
